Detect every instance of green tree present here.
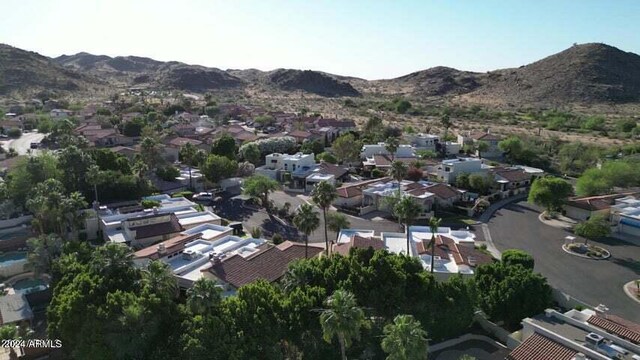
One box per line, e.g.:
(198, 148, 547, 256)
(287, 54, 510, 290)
(201, 154, 238, 184)
(187, 278, 222, 315)
(332, 133, 362, 164)
(476, 141, 489, 159)
(211, 133, 237, 160)
(381, 315, 428, 360)
(456, 173, 470, 189)
(301, 139, 325, 155)
(240, 142, 261, 165)
(326, 212, 350, 235)
(393, 196, 422, 256)
(501, 249, 534, 270)
(141, 261, 177, 300)
(385, 137, 400, 161)
(27, 234, 63, 275)
(140, 136, 164, 169)
(311, 181, 337, 256)
(574, 214, 610, 245)
(57, 145, 95, 194)
(474, 262, 552, 327)
(528, 177, 573, 213)
(87, 165, 102, 203)
(468, 173, 492, 195)
(243, 175, 280, 211)
(317, 152, 338, 164)
(389, 161, 408, 192)
(320, 290, 368, 360)
(293, 203, 320, 258)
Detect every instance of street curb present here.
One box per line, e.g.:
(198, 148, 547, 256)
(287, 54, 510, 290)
(538, 213, 574, 230)
(623, 280, 640, 305)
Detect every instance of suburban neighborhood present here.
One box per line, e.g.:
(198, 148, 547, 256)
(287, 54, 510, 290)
(1, 2, 640, 359)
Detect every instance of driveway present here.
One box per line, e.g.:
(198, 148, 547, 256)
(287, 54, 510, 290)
(1, 132, 46, 155)
(487, 201, 640, 322)
(214, 191, 402, 244)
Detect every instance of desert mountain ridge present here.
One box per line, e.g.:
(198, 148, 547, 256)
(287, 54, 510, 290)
(2, 42, 640, 106)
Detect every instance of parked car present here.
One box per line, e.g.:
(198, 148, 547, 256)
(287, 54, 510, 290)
(193, 192, 214, 202)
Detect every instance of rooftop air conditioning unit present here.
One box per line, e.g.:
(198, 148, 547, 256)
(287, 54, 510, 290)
(467, 256, 477, 267)
(157, 243, 166, 254)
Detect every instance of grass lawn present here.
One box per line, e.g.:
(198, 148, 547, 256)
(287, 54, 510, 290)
(438, 213, 477, 225)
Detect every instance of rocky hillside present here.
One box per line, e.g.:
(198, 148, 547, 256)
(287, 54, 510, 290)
(267, 69, 361, 97)
(462, 43, 640, 106)
(388, 66, 483, 96)
(0, 44, 102, 95)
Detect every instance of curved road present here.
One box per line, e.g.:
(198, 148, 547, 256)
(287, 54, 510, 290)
(1, 132, 46, 155)
(487, 201, 640, 322)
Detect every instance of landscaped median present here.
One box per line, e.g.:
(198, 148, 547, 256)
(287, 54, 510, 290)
(561, 239, 611, 260)
(623, 280, 640, 304)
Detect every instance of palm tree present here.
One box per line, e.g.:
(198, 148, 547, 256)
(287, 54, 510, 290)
(180, 142, 197, 190)
(132, 160, 149, 179)
(476, 141, 489, 159)
(394, 196, 422, 256)
(293, 203, 320, 258)
(26, 234, 63, 276)
(61, 191, 88, 240)
(142, 260, 177, 300)
(320, 290, 368, 360)
(187, 278, 222, 314)
(87, 165, 101, 204)
(311, 181, 338, 256)
(326, 212, 350, 235)
(388, 160, 408, 194)
(385, 136, 400, 161)
(427, 217, 442, 273)
(381, 314, 429, 360)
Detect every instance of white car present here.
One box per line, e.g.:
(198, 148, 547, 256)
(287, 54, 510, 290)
(193, 192, 214, 201)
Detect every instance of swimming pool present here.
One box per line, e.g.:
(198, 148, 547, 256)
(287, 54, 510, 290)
(12, 278, 47, 294)
(0, 251, 27, 263)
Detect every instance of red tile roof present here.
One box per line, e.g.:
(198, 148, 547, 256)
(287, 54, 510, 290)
(415, 235, 492, 267)
(587, 314, 640, 344)
(130, 214, 184, 240)
(207, 241, 323, 288)
(133, 233, 202, 260)
(333, 235, 385, 256)
(493, 168, 531, 183)
(470, 131, 501, 141)
(424, 183, 460, 200)
(506, 333, 577, 360)
(566, 192, 638, 211)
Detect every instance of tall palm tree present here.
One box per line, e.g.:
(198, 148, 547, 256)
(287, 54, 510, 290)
(388, 160, 408, 194)
(393, 196, 422, 256)
(61, 191, 88, 240)
(132, 160, 149, 180)
(427, 217, 442, 273)
(187, 278, 222, 314)
(320, 290, 368, 360)
(87, 165, 101, 204)
(180, 142, 197, 190)
(142, 260, 178, 300)
(385, 136, 400, 161)
(381, 314, 429, 360)
(293, 203, 320, 258)
(311, 181, 337, 256)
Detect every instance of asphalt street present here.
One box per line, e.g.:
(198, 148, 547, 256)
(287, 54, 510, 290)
(487, 201, 640, 322)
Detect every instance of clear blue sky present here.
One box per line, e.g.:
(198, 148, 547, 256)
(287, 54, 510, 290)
(1, 0, 639, 79)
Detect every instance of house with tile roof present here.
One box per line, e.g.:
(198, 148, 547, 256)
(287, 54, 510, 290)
(404, 226, 492, 278)
(204, 241, 323, 294)
(457, 130, 503, 158)
(508, 307, 640, 360)
(564, 192, 639, 221)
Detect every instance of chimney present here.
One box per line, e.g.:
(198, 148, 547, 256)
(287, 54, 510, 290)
(157, 243, 166, 255)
